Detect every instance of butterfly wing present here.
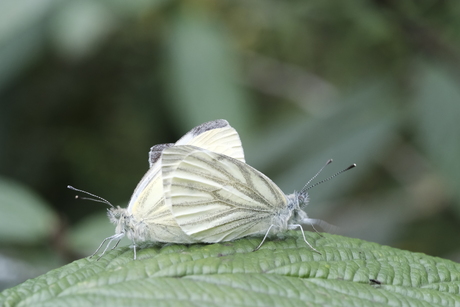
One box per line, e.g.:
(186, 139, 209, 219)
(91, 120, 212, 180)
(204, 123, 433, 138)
(147, 120, 245, 167)
(126, 160, 195, 243)
(128, 143, 174, 216)
(149, 143, 174, 168)
(162, 145, 288, 242)
(126, 120, 246, 243)
(175, 119, 245, 163)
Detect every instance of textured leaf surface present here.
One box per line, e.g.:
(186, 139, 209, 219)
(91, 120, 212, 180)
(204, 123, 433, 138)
(1, 232, 459, 306)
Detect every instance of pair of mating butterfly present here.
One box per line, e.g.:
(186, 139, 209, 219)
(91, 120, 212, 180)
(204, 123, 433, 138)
(69, 119, 355, 259)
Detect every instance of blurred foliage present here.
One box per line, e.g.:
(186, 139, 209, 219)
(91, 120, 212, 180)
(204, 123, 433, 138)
(1, 0, 460, 290)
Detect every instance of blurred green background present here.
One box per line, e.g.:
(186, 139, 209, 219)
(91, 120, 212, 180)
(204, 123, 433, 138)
(1, 0, 460, 290)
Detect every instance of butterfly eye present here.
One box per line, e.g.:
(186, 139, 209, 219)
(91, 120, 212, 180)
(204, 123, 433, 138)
(298, 193, 308, 205)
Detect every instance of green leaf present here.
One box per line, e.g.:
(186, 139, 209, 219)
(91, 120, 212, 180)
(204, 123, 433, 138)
(1, 232, 459, 306)
(0, 177, 57, 244)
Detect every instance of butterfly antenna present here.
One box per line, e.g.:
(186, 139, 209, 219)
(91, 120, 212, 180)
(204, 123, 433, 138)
(67, 185, 114, 208)
(302, 163, 356, 192)
(299, 159, 333, 192)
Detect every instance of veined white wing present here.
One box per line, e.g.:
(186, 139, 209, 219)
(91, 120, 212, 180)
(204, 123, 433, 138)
(175, 119, 245, 162)
(128, 119, 245, 213)
(124, 119, 246, 243)
(162, 145, 291, 243)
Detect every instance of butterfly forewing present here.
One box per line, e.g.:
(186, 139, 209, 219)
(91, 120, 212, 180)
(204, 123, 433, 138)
(176, 124, 245, 163)
(128, 163, 162, 214)
(162, 145, 288, 243)
(126, 162, 196, 243)
(149, 143, 174, 168)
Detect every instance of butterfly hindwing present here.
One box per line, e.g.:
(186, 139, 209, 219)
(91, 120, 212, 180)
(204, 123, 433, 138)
(162, 145, 288, 242)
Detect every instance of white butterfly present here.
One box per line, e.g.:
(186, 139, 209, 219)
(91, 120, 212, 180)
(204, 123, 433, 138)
(72, 119, 246, 259)
(161, 145, 355, 252)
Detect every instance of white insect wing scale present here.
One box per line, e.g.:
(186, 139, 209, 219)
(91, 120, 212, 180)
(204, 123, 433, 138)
(96, 119, 246, 258)
(161, 145, 318, 250)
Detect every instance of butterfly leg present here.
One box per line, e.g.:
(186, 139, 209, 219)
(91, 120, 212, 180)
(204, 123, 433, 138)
(300, 217, 339, 235)
(310, 223, 324, 238)
(97, 233, 124, 260)
(132, 240, 137, 260)
(253, 224, 274, 251)
(90, 234, 121, 259)
(289, 224, 321, 254)
(111, 238, 122, 250)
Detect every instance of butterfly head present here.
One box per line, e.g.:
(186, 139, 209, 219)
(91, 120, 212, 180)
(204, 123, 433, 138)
(108, 206, 130, 235)
(286, 191, 310, 223)
(286, 190, 309, 208)
(107, 207, 149, 242)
